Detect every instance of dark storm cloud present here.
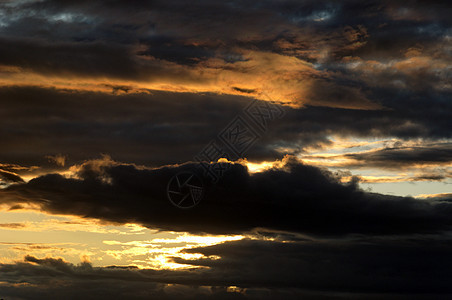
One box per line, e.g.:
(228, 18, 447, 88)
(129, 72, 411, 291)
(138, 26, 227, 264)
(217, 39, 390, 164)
(180, 237, 452, 294)
(0, 0, 449, 109)
(0, 86, 450, 173)
(0, 86, 247, 168)
(384, 0, 452, 23)
(274, 89, 452, 147)
(0, 37, 201, 83)
(0, 0, 286, 76)
(136, 36, 216, 66)
(0, 255, 231, 300)
(2, 157, 452, 236)
(343, 143, 452, 168)
(0, 1, 451, 298)
(2, 236, 452, 299)
(0, 37, 138, 79)
(303, 142, 452, 174)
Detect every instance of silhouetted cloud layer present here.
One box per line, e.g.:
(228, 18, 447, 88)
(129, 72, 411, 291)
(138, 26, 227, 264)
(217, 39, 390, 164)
(2, 236, 452, 299)
(0, 0, 450, 106)
(0, 86, 450, 172)
(0, 1, 451, 298)
(2, 157, 452, 236)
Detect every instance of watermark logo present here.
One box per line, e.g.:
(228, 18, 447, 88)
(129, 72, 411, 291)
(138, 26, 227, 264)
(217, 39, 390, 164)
(167, 171, 204, 209)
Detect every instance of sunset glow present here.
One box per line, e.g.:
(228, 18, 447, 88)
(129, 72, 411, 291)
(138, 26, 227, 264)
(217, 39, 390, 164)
(0, 1, 451, 299)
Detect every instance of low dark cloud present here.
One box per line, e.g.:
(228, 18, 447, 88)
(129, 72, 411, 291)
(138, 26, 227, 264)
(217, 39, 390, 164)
(2, 157, 452, 236)
(0, 86, 450, 172)
(343, 143, 452, 168)
(0, 255, 205, 300)
(274, 90, 452, 150)
(0, 86, 245, 168)
(305, 142, 452, 173)
(180, 237, 452, 294)
(2, 236, 452, 299)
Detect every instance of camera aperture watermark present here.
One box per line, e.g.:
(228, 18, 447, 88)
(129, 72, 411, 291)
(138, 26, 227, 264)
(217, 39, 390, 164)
(167, 171, 204, 209)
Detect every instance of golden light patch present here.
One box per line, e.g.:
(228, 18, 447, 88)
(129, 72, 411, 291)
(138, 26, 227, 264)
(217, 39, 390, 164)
(239, 158, 285, 173)
(103, 233, 244, 270)
(415, 193, 452, 199)
(0, 48, 382, 109)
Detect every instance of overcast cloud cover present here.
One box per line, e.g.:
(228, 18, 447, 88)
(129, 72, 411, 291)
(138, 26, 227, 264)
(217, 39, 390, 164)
(0, 0, 451, 299)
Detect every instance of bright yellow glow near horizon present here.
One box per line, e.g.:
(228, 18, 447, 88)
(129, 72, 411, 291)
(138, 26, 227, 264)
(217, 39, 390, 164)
(0, 209, 244, 270)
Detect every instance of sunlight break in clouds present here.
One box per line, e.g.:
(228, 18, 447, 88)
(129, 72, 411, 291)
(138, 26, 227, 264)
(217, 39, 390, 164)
(0, 1, 451, 298)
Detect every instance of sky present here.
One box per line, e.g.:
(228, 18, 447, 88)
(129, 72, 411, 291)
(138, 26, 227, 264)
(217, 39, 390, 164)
(0, 0, 451, 299)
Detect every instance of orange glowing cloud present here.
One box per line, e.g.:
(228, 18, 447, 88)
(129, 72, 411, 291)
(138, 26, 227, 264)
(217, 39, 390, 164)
(0, 48, 382, 109)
